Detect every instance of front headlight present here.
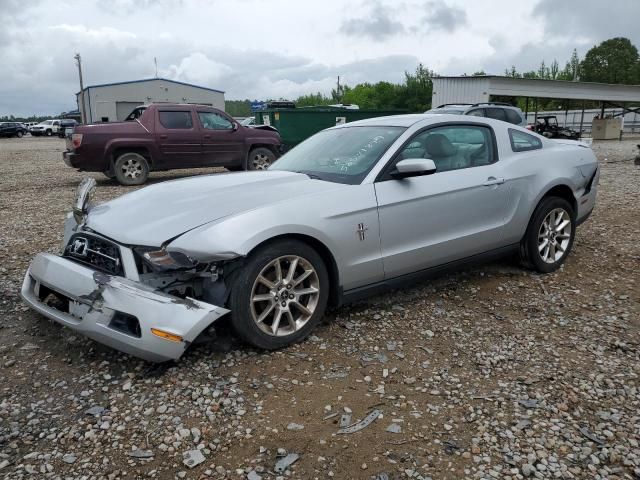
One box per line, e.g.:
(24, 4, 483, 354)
(143, 248, 199, 270)
(73, 177, 96, 224)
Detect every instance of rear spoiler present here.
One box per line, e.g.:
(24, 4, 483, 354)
(552, 138, 592, 148)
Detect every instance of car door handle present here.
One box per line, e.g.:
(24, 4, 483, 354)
(483, 177, 505, 186)
(159, 134, 167, 139)
(203, 135, 211, 139)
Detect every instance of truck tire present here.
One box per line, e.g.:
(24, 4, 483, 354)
(45, 129, 52, 136)
(247, 147, 276, 170)
(114, 152, 149, 186)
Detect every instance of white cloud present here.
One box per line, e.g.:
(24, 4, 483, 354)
(1, 0, 639, 116)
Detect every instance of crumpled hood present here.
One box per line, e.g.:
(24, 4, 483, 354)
(86, 171, 341, 246)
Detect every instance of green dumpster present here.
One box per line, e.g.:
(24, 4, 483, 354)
(254, 107, 407, 149)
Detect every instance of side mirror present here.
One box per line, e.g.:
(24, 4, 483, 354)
(232, 122, 239, 131)
(391, 158, 437, 179)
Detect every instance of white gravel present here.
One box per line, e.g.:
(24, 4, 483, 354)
(0, 136, 638, 479)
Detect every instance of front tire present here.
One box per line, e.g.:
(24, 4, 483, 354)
(520, 196, 575, 273)
(247, 147, 276, 170)
(45, 129, 52, 136)
(228, 239, 329, 349)
(16, 131, 23, 138)
(114, 152, 149, 186)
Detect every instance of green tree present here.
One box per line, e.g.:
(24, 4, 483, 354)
(580, 37, 640, 84)
(295, 92, 332, 107)
(549, 60, 559, 80)
(225, 100, 251, 116)
(558, 49, 581, 81)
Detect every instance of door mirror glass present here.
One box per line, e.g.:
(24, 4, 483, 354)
(391, 158, 437, 179)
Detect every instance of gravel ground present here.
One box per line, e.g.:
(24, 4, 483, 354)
(0, 137, 639, 480)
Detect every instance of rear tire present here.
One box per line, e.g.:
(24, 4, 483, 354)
(520, 196, 575, 273)
(227, 239, 329, 350)
(247, 147, 276, 170)
(114, 152, 149, 186)
(16, 131, 23, 138)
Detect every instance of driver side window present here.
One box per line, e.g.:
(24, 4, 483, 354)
(397, 125, 495, 174)
(198, 112, 233, 130)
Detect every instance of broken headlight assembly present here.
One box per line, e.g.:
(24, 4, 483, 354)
(73, 177, 97, 224)
(143, 248, 199, 270)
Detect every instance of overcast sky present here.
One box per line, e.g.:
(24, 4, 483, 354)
(1, 0, 639, 116)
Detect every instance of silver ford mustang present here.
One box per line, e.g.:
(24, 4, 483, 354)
(21, 114, 599, 361)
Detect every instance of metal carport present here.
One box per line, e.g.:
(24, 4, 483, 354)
(431, 76, 640, 137)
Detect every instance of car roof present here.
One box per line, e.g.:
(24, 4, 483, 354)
(333, 113, 511, 129)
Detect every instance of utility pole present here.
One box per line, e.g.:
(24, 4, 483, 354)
(154, 57, 158, 78)
(336, 76, 341, 103)
(74, 53, 87, 124)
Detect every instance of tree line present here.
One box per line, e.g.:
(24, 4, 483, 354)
(226, 36, 640, 117)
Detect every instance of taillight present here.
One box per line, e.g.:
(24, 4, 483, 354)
(72, 133, 83, 149)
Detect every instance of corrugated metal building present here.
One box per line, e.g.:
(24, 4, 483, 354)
(432, 76, 640, 107)
(76, 78, 225, 123)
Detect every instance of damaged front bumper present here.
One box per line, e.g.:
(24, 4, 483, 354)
(21, 253, 229, 362)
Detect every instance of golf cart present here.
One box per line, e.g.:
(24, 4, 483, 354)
(534, 115, 580, 140)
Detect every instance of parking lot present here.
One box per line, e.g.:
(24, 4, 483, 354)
(0, 136, 639, 479)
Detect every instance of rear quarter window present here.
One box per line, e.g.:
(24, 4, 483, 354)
(505, 109, 523, 124)
(158, 111, 193, 129)
(485, 108, 507, 121)
(509, 129, 543, 152)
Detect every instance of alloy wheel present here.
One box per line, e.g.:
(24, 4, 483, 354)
(252, 152, 272, 170)
(537, 208, 572, 263)
(121, 157, 143, 179)
(250, 255, 320, 336)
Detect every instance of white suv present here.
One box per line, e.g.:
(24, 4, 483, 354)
(30, 120, 62, 137)
(426, 102, 527, 127)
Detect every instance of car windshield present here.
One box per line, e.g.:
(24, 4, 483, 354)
(270, 126, 405, 185)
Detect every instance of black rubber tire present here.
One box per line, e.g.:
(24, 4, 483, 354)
(16, 131, 23, 138)
(520, 196, 576, 273)
(45, 130, 52, 136)
(228, 239, 329, 350)
(114, 152, 149, 186)
(247, 147, 276, 170)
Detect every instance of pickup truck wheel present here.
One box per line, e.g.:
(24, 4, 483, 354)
(248, 148, 276, 170)
(228, 239, 329, 350)
(114, 153, 149, 186)
(45, 130, 52, 136)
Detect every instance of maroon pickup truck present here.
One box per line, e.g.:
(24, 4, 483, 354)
(63, 103, 282, 185)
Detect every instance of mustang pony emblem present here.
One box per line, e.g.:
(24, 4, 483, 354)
(357, 223, 368, 241)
